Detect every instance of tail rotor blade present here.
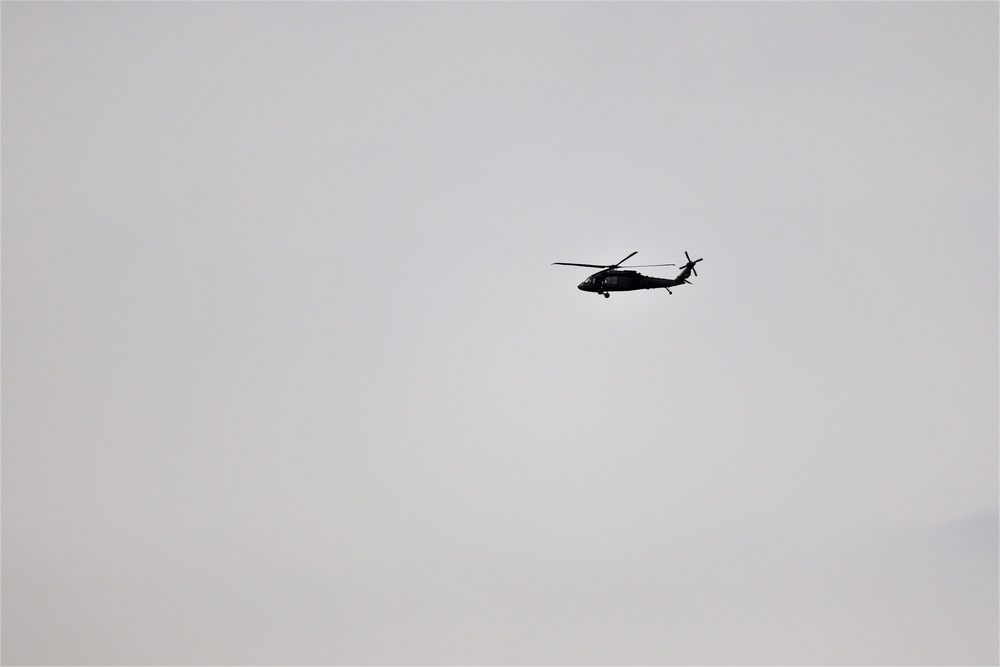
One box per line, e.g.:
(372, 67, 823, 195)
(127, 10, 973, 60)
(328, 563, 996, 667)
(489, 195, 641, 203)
(684, 251, 703, 277)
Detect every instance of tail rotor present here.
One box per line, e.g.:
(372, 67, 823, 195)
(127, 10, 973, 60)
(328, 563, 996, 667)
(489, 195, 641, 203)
(684, 251, 704, 276)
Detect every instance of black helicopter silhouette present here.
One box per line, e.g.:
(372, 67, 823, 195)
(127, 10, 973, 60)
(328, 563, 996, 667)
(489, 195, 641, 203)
(553, 251, 703, 297)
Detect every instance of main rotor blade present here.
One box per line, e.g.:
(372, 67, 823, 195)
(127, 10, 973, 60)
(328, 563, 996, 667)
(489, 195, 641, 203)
(620, 263, 676, 268)
(613, 251, 639, 267)
(552, 262, 611, 268)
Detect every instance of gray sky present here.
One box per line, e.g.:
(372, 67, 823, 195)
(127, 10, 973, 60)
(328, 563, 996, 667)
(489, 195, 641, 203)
(2, 2, 997, 664)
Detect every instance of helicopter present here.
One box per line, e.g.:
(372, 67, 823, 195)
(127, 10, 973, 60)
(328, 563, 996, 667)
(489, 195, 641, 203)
(553, 250, 703, 298)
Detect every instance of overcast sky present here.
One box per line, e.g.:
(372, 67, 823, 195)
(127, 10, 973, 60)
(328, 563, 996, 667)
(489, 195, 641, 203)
(3, 2, 997, 664)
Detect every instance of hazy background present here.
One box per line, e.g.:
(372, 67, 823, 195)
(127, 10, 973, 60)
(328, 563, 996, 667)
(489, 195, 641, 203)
(3, 2, 997, 664)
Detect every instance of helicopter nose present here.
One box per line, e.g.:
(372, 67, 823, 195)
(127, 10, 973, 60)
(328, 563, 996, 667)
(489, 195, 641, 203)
(577, 281, 587, 291)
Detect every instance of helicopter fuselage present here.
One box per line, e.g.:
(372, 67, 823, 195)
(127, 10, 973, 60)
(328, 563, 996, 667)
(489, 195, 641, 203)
(578, 267, 692, 295)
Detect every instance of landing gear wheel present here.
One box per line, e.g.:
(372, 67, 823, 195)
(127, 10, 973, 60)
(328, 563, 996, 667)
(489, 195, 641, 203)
(603, 292, 610, 298)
